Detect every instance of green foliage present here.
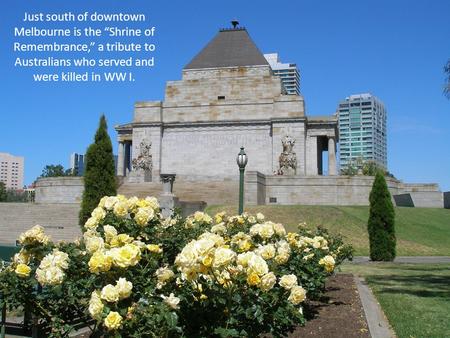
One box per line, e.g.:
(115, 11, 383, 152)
(79, 115, 117, 225)
(368, 172, 396, 261)
(5, 189, 29, 202)
(340, 157, 392, 177)
(0, 182, 6, 202)
(40, 164, 73, 178)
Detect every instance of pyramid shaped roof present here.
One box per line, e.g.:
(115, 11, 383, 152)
(184, 28, 270, 70)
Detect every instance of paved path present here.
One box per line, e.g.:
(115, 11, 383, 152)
(351, 256, 450, 264)
(354, 276, 396, 338)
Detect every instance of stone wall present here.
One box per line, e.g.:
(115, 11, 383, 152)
(444, 192, 450, 209)
(245, 171, 443, 207)
(408, 192, 444, 208)
(35, 177, 84, 204)
(161, 124, 273, 179)
(393, 194, 414, 207)
(0, 203, 81, 245)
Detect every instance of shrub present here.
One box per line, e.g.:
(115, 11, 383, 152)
(368, 171, 396, 261)
(0, 196, 353, 337)
(79, 115, 116, 225)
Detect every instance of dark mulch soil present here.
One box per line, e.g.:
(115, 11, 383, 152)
(288, 273, 370, 338)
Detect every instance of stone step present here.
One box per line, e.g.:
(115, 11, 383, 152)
(118, 180, 238, 205)
(0, 203, 81, 245)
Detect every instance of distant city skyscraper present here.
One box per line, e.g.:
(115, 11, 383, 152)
(70, 153, 85, 176)
(337, 93, 387, 171)
(0, 152, 24, 189)
(264, 53, 300, 95)
(70, 152, 118, 176)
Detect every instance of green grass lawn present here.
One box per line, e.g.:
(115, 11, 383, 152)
(341, 263, 450, 338)
(205, 205, 450, 256)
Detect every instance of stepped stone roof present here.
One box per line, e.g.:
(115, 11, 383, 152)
(184, 28, 270, 70)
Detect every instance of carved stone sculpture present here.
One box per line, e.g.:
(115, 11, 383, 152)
(278, 135, 297, 175)
(132, 140, 153, 172)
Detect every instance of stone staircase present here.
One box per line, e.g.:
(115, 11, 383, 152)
(118, 180, 238, 206)
(0, 203, 81, 245)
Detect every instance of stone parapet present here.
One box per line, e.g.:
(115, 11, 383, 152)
(35, 177, 84, 204)
(244, 172, 443, 207)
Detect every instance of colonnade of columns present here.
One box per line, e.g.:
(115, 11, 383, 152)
(327, 136, 337, 176)
(117, 141, 132, 176)
(311, 135, 337, 176)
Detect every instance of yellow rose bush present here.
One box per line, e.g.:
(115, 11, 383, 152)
(0, 195, 352, 337)
(171, 211, 353, 337)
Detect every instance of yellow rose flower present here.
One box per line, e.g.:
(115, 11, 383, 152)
(85, 236, 104, 254)
(259, 222, 275, 239)
(36, 266, 65, 286)
(13, 249, 30, 265)
(18, 225, 49, 245)
(288, 285, 306, 305)
(117, 234, 133, 245)
(319, 255, 335, 272)
(103, 225, 118, 243)
(247, 272, 261, 286)
(146, 244, 163, 253)
(88, 291, 104, 319)
(134, 207, 154, 226)
(98, 196, 108, 208)
(51, 249, 69, 270)
(155, 267, 175, 288)
(260, 272, 277, 291)
(126, 196, 139, 212)
(84, 216, 99, 230)
(247, 254, 268, 276)
(113, 201, 129, 218)
(256, 212, 265, 222)
(104, 311, 122, 331)
(109, 236, 120, 248)
(91, 207, 106, 221)
(111, 244, 141, 268)
(273, 223, 286, 236)
(279, 274, 298, 290)
(201, 255, 213, 267)
(210, 224, 227, 234)
(257, 244, 276, 260)
(116, 277, 133, 300)
(212, 247, 236, 268)
(161, 293, 180, 310)
(89, 251, 113, 274)
(101, 284, 119, 303)
(15, 263, 31, 278)
(104, 196, 119, 210)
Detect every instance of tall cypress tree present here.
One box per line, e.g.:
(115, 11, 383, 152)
(368, 171, 396, 261)
(79, 115, 117, 225)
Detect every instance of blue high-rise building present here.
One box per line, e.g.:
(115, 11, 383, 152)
(337, 93, 387, 171)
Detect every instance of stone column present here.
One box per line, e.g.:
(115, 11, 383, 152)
(328, 137, 337, 176)
(159, 174, 179, 218)
(124, 142, 131, 174)
(117, 142, 125, 176)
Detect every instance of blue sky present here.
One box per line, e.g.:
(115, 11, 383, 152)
(1, 0, 449, 190)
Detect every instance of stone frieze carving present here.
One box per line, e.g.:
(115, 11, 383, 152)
(278, 135, 297, 175)
(132, 140, 153, 172)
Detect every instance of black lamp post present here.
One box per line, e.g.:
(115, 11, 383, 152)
(236, 146, 248, 214)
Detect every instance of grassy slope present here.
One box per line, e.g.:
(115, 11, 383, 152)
(342, 263, 450, 338)
(205, 205, 450, 256)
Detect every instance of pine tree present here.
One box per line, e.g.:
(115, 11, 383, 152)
(79, 115, 117, 225)
(368, 171, 396, 261)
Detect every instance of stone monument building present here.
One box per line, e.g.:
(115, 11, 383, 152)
(116, 25, 338, 186)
